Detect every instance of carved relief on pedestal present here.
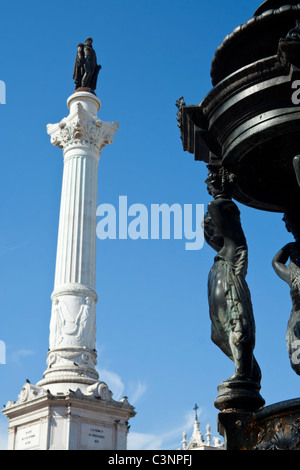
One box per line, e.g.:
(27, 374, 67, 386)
(46, 349, 97, 369)
(2, 383, 49, 408)
(86, 381, 113, 401)
(17, 383, 48, 404)
(47, 102, 119, 154)
(49, 295, 96, 351)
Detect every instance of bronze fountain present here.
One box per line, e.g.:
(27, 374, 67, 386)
(177, 0, 300, 450)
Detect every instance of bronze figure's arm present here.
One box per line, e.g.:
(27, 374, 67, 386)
(272, 243, 293, 284)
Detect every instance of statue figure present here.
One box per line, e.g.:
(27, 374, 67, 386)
(73, 38, 101, 92)
(76, 297, 96, 350)
(73, 43, 84, 89)
(204, 166, 261, 384)
(272, 210, 300, 375)
(49, 298, 63, 349)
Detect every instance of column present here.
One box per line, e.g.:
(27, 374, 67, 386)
(38, 91, 119, 394)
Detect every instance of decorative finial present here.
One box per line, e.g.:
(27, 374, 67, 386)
(182, 431, 188, 450)
(193, 403, 199, 421)
(206, 424, 212, 445)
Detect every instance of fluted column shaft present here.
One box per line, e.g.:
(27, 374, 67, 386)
(54, 151, 98, 289)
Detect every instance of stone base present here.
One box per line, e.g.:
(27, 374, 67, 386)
(214, 378, 265, 413)
(2, 382, 135, 450)
(218, 397, 300, 450)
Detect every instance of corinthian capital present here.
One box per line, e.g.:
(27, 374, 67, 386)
(47, 101, 119, 153)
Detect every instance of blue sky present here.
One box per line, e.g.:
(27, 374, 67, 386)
(1, 0, 299, 450)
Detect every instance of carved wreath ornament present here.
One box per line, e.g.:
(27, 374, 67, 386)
(47, 103, 119, 153)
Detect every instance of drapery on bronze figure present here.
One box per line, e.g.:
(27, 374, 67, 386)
(73, 38, 101, 92)
(204, 166, 261, 385)
(73, 43, 84, 89)
(272, 210, 300, 375)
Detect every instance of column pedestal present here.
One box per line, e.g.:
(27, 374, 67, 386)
(3, 384, 134, 450)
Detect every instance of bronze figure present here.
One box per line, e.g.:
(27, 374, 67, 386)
(272, 211, 300, 375)
(204, 166, 261, 384)
(73, 38, 101, 92)
(73, 43, 84, 89)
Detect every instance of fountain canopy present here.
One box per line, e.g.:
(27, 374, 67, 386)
(179, 1, 300, 212)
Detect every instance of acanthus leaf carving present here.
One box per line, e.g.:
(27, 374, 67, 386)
(47, 102, 119, 153)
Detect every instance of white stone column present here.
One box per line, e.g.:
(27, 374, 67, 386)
(38, 91, 119, 394)
(2, 90, 135, 450)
